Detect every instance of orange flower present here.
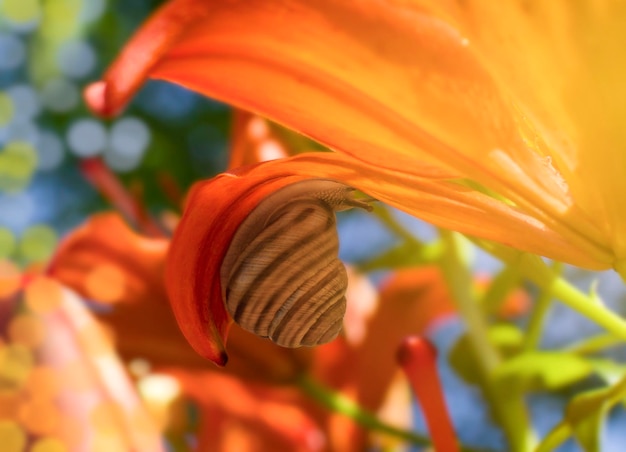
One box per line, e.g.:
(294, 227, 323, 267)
(0, 269, 164, 452)
(48, 213, 473, 450)
(48, 213, 311, 381)
(397, 336, 460, 452)
(228, 110, 290, 169)
(85, 0, 624, 274)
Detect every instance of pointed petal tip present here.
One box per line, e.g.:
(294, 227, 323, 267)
(216, 351, 229, 367)
(396, 336, 437, 367)
(84, 81, 123, 118)
(198, 346, 228, 367)
(182, 326, 230, 368)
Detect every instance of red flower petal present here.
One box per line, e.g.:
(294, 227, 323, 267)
(165, 172, 314, 365)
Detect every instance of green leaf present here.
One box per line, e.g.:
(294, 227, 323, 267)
(565, 388, 609, 452)
(586, 358, 626, 385)
(449, 327, 524, 386)
(356, 242, 425, 272)
(537, 375, 626, 452)
(448, 334, 482, 386)
(536, 422, 572, 452)
(493, 352, 593, 390)
(488, 324, 524, 357)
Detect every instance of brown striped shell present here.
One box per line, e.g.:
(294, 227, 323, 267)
(220, 179, 371, 348)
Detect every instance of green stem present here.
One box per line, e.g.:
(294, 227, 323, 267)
(439, 231, 500, 371)
(549, 277, 626, 341)
(487, 251, 626, 343)
(522, 263, 562, 351)
(296, 375, 429, 447)
(536, 422, 572, 452)
(297, 375, 491, 452)
(537, 374, 626, 451)
(480, 265, 522, 316)
(566, 333, 624, 355)
(439, 231, 535, 452)
(372, 204, 424, 246)
(522, 289, 553, 351)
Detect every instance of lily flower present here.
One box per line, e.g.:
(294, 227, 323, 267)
(47, 211, 484, 450)
(86, 0, 625, 276)
(0, 267, 164, 452)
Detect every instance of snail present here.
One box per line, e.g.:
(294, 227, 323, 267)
(220, 179, 372, 347)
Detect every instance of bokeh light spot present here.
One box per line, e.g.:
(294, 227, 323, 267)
(36, 130, 65, 171)
(91, 402, 123, 435)
(81, 321, 114, 357)
(0, 0, 41, 30)
(40, 78, 79, 113)
(0, 228, 17, 260)
(24, 276, 63, 313)
(0, 141, 38, 192)
(79, 0, 106, 23)
(128, 358, 151, 378)
(38, 0, 81, 41)
(137, 80, 198, 120)
(104, 116, 150, 173)
(57, 360, 93, 392)
(54, 416, 83, 450)
(109, 117, 150, 157)
(0, 260, 21, 299)
(0, 391, 20, 420)
(0, 421, 26, 452)
(6, 85, 41, 122)
(66, 118, 106, 157)
(0, 92, 15, 127)
(0, 344, 34, 388)
(137, 373, 181, 406)
(0, 192, 35, 231)
(57, 39, 96, 79)
(18, 224, 57, 263)
(23, 366, 59, 401)
(18, 398, 60, 436)
(6, 121, 39, 146)
(0, 34, 25, 70)
(31, 437, 68, 452)
(8, 314, 46, 349)
(85, 264, 125, 303)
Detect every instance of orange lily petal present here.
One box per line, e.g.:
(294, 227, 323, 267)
(313, 267, 456, 411)
(172, 371, 324, 451)
(38, 286, 165, 451)
(2, 275, 164, 451)
(48, 213, 169, 305)
(165, 171, 316, 365)
(86, 0, 615, 268)
(228, 109, 289, 169)
(305, 267, 456, 449)
(47, 214, 211, 369)
(397, 336, 460, 452)
(220, 154, 605, 266)
(411, 3, 626, 255)
(50, 213, 312, 378)
(87, 0, 524, 182)
(167, 150, 606, 364)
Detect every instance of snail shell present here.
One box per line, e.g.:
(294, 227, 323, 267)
(220, 179, 371, 347)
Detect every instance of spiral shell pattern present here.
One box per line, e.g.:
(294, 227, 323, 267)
(220, 179, 370, 347)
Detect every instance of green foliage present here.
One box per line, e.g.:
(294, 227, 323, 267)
(493, 352, 593, 391)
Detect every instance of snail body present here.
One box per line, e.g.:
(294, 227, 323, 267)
(220, 179, 371, 347)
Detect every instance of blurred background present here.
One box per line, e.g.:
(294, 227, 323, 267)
(0, 0, 229, 265)
(3, 1, 626, 451)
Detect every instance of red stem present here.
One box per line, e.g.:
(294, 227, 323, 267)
(397, 336, 460, 452)
(80, 157, 165, 237)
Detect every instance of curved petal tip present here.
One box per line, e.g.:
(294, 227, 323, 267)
(216, 351, 228, 367)
(84, 81, 121, 118)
